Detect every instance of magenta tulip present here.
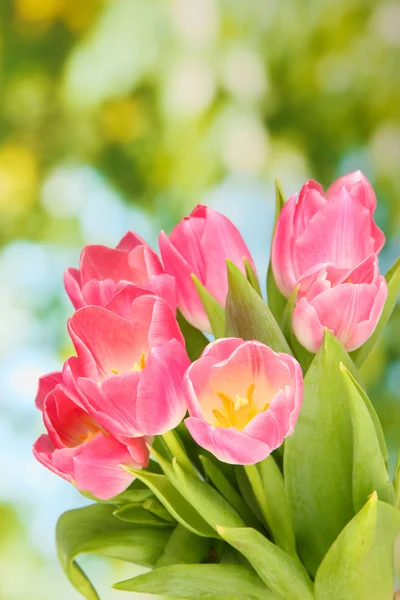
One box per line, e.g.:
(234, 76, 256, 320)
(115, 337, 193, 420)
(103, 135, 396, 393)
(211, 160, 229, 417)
(292, 254, 387, 352)
(184, 338, 303, 464)
(33, 383, 149, 500)
(271, 172, 385, 299)
(64, 231, 176, 311)
(159, 205, 257, 332)
(63, 295, 191, 438)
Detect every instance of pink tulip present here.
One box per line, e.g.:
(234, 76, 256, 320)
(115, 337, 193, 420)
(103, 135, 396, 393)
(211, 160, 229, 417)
(292, 254, 387, 352)
(159, 205, 257, 332)
(63, 295, 191, 437)
(33, 383, 149, 500)
(271, 172, 385, 299)
(64, 231, 176, 311)
(184, 338, 303, 464)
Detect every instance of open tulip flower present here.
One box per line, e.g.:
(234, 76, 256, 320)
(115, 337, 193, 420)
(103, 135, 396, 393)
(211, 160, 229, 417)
(64, 295, 190, 438)
(32, 174, 400, 600)
(184, 338, 303, 464)
(159, 204, 257, 332)
(64, 230, 176, 311)
(33, 382, 150, 500)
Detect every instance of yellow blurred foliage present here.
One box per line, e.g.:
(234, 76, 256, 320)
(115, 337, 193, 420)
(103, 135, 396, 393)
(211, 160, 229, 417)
(0, 144, 37, 213)
(16, 0, 102, 31)
(16, 0, 65, 23)
(62, 0, 104, 32)
(100, 98, 147, 144)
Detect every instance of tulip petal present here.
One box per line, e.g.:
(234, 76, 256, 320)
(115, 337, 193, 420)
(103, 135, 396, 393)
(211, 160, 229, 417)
(201, 337, 246, 361)
(159, 230, 209, 332)
(326, 170, 376, 211)
(117, 231, 146, 251)
(78, 371, 142, 437)
(200, 207, 255, 305)
(68, 306, 148, 380)
(293, 278, 388, 353)
(295, 188, 376, 275)
(35, 371, 63, 410)
(64, 268, 84, 309)
(271, 195, 298, 297)
(292, 298, 325, 353)
(104, 284, 154, 320)
(79, 245, 133, 285)
(185, 417, 271, 464)
(33, 435, 74, 482)
(81, 278, 120, 306)
(346, 276, 387, 351)
(135, 340, 190, 435)
(72, 434, 139, 500)
(148, 297, 185, 348)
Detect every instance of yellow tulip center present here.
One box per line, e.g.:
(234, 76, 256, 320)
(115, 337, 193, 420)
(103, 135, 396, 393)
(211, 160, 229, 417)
(212, 383, 269, 431)
(110, 352, 146, 375)
(77, 417, 105, 444)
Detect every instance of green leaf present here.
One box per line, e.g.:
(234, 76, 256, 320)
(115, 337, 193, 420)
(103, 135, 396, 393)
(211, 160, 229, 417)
(177, 310, 209, 361)
(199, 455, 260, 529)
(341, 363, 388, 462)
(244, 258, 262, 297)
(394, 451, 400, 509)
(314, 494, 400, 600)
(266, 179, 287, 322)
(155, 525, 211, 568)
(172, 458, 245, 531)
(217, 526, 314, 600)
(351, 257, 400, 367)
(113, 504, 173, 526)
(124, 467, 216, 539)
(340, 363, 394, 511)
(192, 274, 226, 338)
(225, 261, 292, 354)
(142, 497, 177, 523)
(257, 456, 296, 555)
(114, 563, 274, 599)
(284, 330, 357, 576)
(56, 504, 171, 600)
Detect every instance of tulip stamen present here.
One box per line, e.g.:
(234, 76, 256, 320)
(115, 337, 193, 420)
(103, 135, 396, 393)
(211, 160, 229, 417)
(214, 383, 266, 430)
(212, 408, 231, 427)
(110, 352, 146, 376)
(132, 352, 146, 372)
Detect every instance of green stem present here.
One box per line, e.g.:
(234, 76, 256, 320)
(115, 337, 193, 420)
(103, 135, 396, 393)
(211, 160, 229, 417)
(161, 430, 198, 479)
(244, 463, 297, 557)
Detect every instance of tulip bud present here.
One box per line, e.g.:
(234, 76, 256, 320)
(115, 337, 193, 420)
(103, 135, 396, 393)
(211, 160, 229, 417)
(159, 205, 257, 333)
(271, 172, 387, 352)
(271, 173, 384, 299)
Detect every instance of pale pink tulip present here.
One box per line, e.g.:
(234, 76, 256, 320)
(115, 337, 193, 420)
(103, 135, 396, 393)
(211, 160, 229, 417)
(33, 383, 149, 500)
(292, 254, 387, 352)
(159, 205, 257, 332)
(184, 338, 303, 464)
(271, 172, 385, 299)
(63, 295, 190, 437)
(64, 231, 176, 311)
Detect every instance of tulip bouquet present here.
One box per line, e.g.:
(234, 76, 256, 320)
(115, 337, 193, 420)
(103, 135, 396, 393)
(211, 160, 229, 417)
(34, 172, 400, 600)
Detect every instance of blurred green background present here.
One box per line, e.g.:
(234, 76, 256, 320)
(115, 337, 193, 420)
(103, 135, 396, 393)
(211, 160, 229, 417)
(0, 0, 399, 598)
